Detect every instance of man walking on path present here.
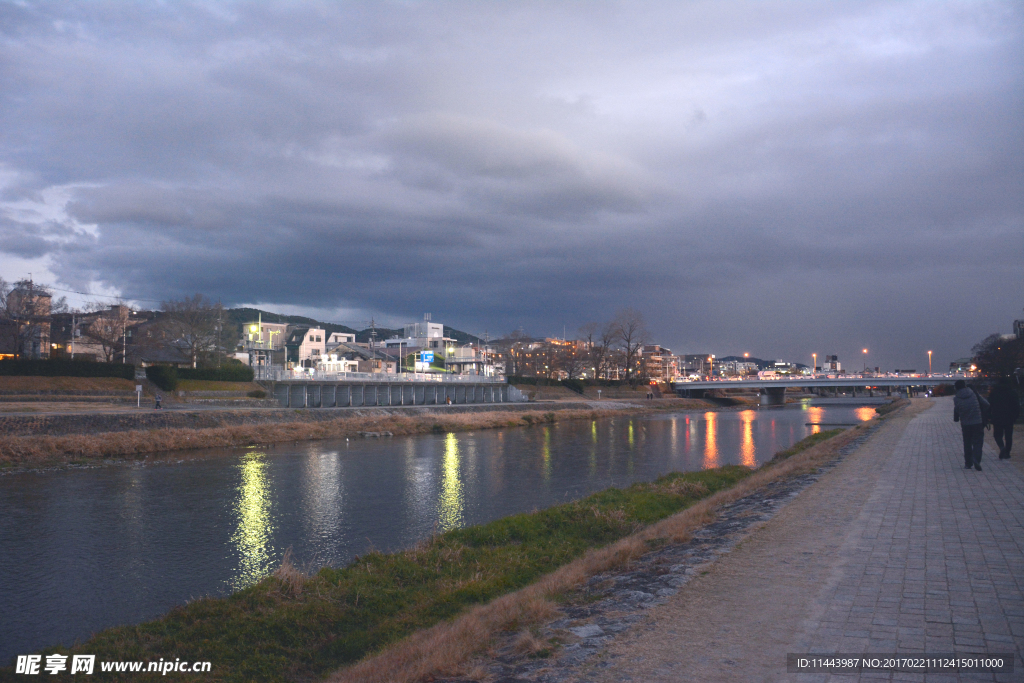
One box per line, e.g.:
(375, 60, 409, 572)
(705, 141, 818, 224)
(954, 379, 989, 470)
(988, 377, 1020, 459)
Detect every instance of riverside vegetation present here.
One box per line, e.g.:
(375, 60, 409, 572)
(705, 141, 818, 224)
(0, 412, 888, 683)
(0, 402, 715, 470)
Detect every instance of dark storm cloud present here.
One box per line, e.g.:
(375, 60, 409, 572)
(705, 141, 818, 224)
(0, 0, 1021, 368)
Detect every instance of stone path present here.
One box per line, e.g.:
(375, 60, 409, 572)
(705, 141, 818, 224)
(575, 397, 1024, 683)
(452, 397, 1023, 682)
(789, 399, 1024, 681)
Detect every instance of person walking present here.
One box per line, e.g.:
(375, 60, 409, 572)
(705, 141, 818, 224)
(988, 377, 1020, 459)
(953, 379, 989, 470)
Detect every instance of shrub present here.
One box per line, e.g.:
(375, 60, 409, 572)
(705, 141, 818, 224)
(0, 359, 134, 379)
(145, 365, 179, 391)
(246, 390, 267, 399)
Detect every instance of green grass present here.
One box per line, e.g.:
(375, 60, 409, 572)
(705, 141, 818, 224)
(769, 429, 843, 462)
(1, 467, 751, 682)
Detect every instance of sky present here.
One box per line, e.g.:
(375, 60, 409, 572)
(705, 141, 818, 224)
(0, 0, 1021, 371)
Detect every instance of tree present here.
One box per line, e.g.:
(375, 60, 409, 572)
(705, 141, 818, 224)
(161, 294, 224, 368)
(497, 328, 530, 377)
(973, 333, 1024, 379)
(81, 301, 134, 363)
(558, 341, 588, 380)
(612, 308, 648, 385)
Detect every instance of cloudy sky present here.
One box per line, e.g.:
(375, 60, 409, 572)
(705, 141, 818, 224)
(1, 0, 1021, 370)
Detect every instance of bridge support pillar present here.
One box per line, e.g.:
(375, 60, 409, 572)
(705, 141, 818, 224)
(759, 387, 786, 406)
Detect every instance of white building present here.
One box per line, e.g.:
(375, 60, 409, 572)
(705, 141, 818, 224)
(286, 327, 326, 368)
(384, 314, 456, 352)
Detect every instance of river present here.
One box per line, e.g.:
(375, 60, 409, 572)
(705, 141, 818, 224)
(0, 399, 880, 662)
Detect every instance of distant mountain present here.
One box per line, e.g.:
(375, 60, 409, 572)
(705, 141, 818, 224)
(226, 308, 483, 347)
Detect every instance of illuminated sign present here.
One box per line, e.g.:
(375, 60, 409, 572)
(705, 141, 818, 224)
(421, 351, 434, 363)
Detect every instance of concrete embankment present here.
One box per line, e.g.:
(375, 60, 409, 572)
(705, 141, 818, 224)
(0, 400, 724, 470)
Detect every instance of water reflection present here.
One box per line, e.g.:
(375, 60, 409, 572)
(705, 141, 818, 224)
(438, 433, 464, 532)
(855, 406, 875, 422)
(542, 427, 552, 481)
(807, 406, 825, 434)
(703, 412, 719, 468)
(230, 450, 274, 589)
(738, 410, 756, 467)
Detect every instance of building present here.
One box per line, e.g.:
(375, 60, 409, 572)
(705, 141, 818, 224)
(285, 327, 326, 368)
(383, 314, 456, 352)
(680, 354, 714, 378)
(1, 280, 52, 359)
(720, 359, 759, 376)
(821, 355, 842, 373)
(444, 345, 502, 377)
(641, 345, 678, 381)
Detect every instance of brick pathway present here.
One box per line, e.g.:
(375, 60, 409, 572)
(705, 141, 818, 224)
(791, 398, 1024, 681)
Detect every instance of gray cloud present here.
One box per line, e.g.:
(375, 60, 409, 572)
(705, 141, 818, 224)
(0, 0, 1021, 369)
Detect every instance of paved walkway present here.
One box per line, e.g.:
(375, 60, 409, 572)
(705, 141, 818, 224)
(577, 398, 1023, 682)
(790, 398, 1024, 681)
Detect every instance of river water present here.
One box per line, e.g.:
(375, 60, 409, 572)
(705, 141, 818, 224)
(0, 399, 879, 662)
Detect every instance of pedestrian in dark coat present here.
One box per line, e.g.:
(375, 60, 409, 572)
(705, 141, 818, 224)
(988, 377, 1021, 459)
(953, 379, 989, 470)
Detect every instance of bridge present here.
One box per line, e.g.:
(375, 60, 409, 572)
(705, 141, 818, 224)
(672, 374, 968, 405)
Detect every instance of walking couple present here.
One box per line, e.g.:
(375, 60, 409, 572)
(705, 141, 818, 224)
(954, 378, 1020, 470)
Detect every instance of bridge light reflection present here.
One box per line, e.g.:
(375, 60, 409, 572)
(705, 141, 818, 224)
(703, 412, 718, 469)
(438, 433, 464, 532)
(739, 410, 756, 467)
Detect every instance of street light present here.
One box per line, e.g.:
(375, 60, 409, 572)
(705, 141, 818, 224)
(812, 352, 817, 376)
(862, 348, 869, 372)
(928, 350, 932, 376)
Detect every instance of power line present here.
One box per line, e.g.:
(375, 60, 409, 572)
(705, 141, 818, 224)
(41, 285, 165, 304)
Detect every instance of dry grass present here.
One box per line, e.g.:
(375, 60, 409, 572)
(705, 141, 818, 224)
(0, 407, 636, 468)
(272, 548, 307, 597)
(329, 415, 886, 683)
(0, 376, 137, 393)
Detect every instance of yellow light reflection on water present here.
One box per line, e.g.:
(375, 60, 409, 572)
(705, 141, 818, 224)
(438, 433, 464, 532)
(542, 426, 552, 481)
(739, 410, 756, 467)
(855, 406, 876, 422)
(628, 422, 635, 448)
(231, 450, 274, 590)
(807, 406, 825, 434)
(703, 412, 719, 468)
(589, 421, 597, 475)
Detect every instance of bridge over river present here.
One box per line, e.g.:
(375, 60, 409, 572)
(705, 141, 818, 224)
(673, 374, 970, 405)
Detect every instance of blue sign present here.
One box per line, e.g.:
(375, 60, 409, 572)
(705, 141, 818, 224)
(421, 351, 434, 363)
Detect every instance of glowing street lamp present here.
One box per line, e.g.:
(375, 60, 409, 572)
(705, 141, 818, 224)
(928, 350, 932, 376)
(862, 348, 869, 372)
(812, 352, 817, 374)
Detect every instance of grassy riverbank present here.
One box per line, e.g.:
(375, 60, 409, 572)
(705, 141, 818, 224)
(0, 416, 882, 683)
(1, 466, 752, 682)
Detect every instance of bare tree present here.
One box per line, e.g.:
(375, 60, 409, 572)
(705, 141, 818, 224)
(612, 308, 648, 385)
(161, 294, 224, 368)
(79, 301, 136, 363)
(559, 341, 588, 380)
(497, 328, 531, 377)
